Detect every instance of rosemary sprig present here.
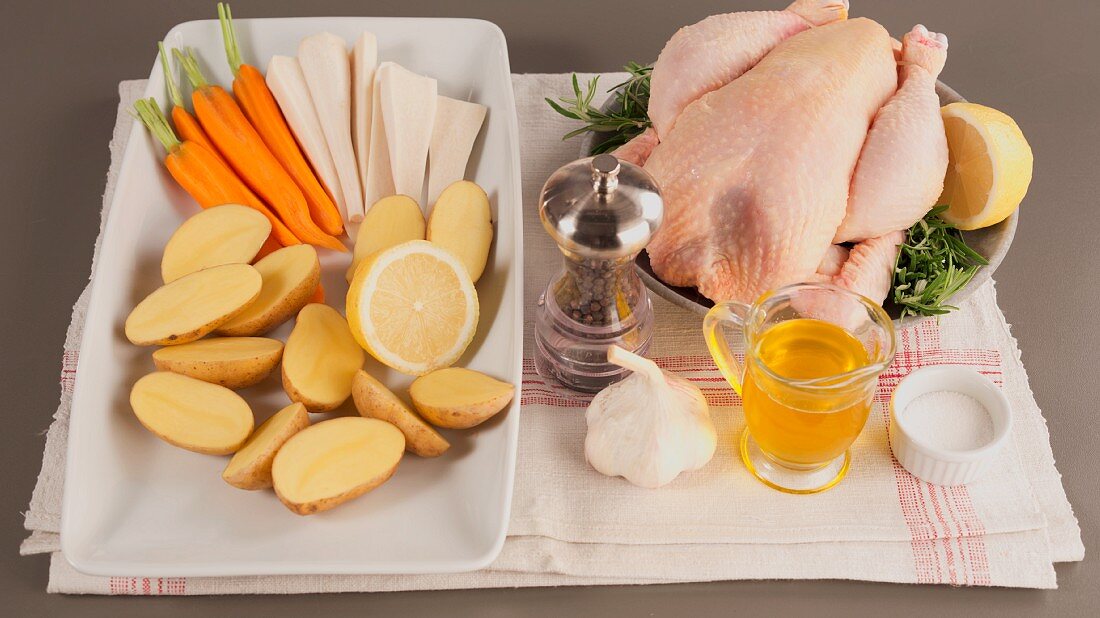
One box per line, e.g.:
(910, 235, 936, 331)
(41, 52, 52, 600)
(893, 205, 989, 317)
(545, 62, 652, 155)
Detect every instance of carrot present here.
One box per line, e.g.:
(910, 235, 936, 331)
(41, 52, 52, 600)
(174, 47, 347, 253)
(132, 98, 300, 247)
(253, 234, 284, 260)
(159, 42, 227, 169)
(218, 4, 345, 237)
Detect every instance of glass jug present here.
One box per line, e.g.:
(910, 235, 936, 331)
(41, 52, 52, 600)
(704, 283, 896, 494)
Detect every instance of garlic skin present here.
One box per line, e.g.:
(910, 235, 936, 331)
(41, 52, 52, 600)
(584, 346, 717, 488)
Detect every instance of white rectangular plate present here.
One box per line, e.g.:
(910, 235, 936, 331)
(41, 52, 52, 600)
(60, 16, 522, 577)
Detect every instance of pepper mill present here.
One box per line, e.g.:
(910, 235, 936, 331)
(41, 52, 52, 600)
(534, 153, 664, 393)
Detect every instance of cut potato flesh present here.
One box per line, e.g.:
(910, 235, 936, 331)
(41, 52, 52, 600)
(160, 204, 272, 283)
(152, 337, 284, 389)
(410, 367, 514, 429)
(347, 195, 425, 280)
(130, 372, 254, 455)
(272, 417, 405, 515)
(282, 303, 366, 411)
(125, 263, 262, 346)
(352, 369, 449, 457)
(217, 245, 320, 336)
(223, 403, 310, 490)
(426, 181, 493, 282)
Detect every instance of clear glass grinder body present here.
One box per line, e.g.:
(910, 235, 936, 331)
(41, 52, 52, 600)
(534, 154, 664, 393)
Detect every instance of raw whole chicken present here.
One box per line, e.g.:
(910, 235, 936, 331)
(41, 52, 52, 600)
(626, 0, 949, 305)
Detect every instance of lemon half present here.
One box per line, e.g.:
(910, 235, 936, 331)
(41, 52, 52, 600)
(939, 102, 1033, 230)
(347, 241, 479, 376)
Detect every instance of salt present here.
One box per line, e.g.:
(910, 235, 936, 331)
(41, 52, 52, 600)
(901, 390, 993, 451)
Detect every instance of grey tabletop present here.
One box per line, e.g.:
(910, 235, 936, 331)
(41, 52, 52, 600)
(3, 0, 1095, 615)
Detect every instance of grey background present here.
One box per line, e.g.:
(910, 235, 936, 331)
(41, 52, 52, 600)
(2, 0, 1095, 615)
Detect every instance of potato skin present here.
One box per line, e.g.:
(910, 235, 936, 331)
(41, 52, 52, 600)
(217, 251, 321, 337)
(125, 264, 262, 346)
(281, 304, 365, 412)
(426, 180, 493, 283)
(129, 372, 254, 455)
(275, 464, 399, 516)
(271, 418, 405, 515)
(409, 369, 515, 429)
(351, 370, 450, 457)
(411, 393, 513, 429)
(222, 403, 310, 490)
(281, 367, 344, 413)
(152, 339, 283, 389)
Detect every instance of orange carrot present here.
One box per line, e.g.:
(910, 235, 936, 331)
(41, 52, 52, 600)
(174, 47, 347, 253)
(253, 235, 283, 260)
(132, 98, 300, 247)
(218, 4, 345, 237)
(159, 42, 229, 170)
(308, 285, 325, 304)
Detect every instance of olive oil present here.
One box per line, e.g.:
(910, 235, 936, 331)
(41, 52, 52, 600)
(742, 319, 872, 467)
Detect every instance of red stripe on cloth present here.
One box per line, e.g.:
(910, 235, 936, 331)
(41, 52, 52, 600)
(883, 320, 999, 585)
(105, 575, 186, 596)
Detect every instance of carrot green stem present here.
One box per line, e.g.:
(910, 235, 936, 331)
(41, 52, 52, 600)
(158, 42, 185, 108)
(134, 98, 181, 152)
(174, 47, 209, 89)
(218, 3, 243, 77)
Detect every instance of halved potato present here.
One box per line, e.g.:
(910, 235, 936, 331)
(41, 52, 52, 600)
(129, 371, 254, 455)
(125, 263, 261, 346)
(217, 245, 320, 336)
(409, 367, 514, 429)
(352, 369, 449, 457)
(347, 195, 425, 280)
(272, 417, 405, 515)
(161, 204, 272, 283)
(426, 181, 493, 282)
(222, 402, 310, 490)
(282, 304, 366, 411)
(152, 337, 284, 389)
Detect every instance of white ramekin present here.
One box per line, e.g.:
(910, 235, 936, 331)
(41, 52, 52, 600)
(889, 366, 1013, 486)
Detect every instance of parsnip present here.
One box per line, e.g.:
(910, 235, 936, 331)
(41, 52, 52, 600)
(223, 402, 310, 490)
(152, 337, 283, 389)
(299, 33, 364, 222)
(427, 96, 487, 207)
(426, 180, 493, 282)
(266, 55, 347, 218)
(346, 195, 425, 280)
(363, 63, 395, 209)
(352, 32, 378, 218)
(378, 63, 437, 205)
(217, 245, 320, 336)
(282, 303, 365, 412)
(125, 263, 261, 346)
(161, 204, 271, 283)
(352, 370, 449, 457)
(410, 367, 514, 429)
(130, 372, 254, 455)
(272, 417, 405, 515)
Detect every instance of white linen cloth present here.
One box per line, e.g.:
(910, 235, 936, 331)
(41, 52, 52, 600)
(21, 76, 1082, 593)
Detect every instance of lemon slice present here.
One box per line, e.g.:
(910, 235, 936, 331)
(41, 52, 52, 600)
(347, 240, 479, 375)
(938, 102, 1033, 230)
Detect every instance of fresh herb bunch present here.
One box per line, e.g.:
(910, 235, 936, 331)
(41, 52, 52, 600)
(546, 62, 652, 154)
(893, 205, 989, 317)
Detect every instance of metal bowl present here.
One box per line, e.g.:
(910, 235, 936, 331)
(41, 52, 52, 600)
(578, 80, 1017, 329)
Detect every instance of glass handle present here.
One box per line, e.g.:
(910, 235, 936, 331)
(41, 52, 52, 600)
(703, 301, 751, 396)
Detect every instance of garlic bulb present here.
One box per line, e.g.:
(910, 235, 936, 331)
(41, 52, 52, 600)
(584, 346, 717, 488)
